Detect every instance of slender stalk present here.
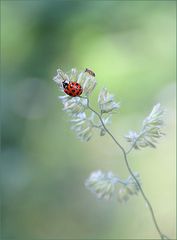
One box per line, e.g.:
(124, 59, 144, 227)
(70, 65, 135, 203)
(86, 97, 169, 240)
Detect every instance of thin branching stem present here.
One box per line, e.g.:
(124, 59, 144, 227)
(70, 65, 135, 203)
(86, 97, 169, 240)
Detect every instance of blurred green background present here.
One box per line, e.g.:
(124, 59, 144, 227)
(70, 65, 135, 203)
(1, 1, 176, 239)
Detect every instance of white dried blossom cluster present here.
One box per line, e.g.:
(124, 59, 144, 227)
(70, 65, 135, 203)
(85, 171, 117, 200)
(70, 112, 97, 141)
(53, 68, 119, 141)
(53, 68, 97, 96)
(98, 88, 120, 114)
(125, 103, 165, 149)
(85, 170, 140, 202)
(59, 95, 87, 116)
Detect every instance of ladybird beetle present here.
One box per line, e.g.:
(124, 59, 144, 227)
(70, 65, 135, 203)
(85, 68, 96, 77)
(62, 80, 83, 97)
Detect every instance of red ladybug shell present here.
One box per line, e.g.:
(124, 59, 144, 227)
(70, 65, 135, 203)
(64, 81, 83, 97)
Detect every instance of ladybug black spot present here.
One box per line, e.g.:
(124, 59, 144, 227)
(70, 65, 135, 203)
(63, 81, 69, 89)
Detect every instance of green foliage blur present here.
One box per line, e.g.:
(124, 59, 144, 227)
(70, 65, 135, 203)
(1, 1, 176, 239)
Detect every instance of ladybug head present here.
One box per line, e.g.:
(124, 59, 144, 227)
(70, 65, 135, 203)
(62, 80, 69, 89)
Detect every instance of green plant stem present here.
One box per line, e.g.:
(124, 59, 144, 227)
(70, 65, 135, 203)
(86, 97, 169, 240)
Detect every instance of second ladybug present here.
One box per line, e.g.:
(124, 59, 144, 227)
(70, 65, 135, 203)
(62, 80, 83, 97)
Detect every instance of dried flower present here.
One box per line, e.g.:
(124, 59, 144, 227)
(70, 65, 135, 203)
(125, 103, 165, 149)
(53, 68, 97, 95)
(117, 173, 140, 203)
(85, 170, 140, 202)
(59, 95, 87, 116)
(77, 71, 97, 96)
(71, 112, 96, 141)
(53, 68, 114, 141)
(85, 170, 118, 200)
(98, 88, 120, 114)
(53, 68, 97, 96)
(143, 103, 164, 129)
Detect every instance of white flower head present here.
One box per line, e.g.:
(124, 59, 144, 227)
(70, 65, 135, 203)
(125, 131, 140, 149)
(85, 170, 117, 200)
(125, 103, 165, 149)
(53, 68, 116, 141)
(143, 103, 164, 129)
(85, 170, 140, 202)
(53, 69, 70, 90)
(98, 88, 120, 114)
(71, 112, 97, 141)
(59, 95, 87, 115)
(53, 68, 97, 96)
(77, 69, 97, 96)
